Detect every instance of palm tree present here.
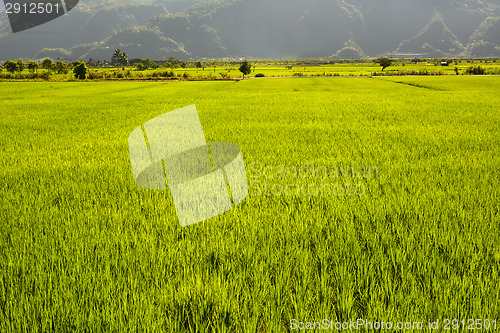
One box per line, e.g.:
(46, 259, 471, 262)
(119, 52, 129, 70)
(112, 49, 121, 67)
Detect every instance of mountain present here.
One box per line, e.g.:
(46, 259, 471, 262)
(0, 0, 499, 61)
(396, 12, 466, 57)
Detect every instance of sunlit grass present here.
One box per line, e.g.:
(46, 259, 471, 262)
(0, 77, 499, 332)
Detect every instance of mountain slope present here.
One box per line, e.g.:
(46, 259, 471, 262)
(396, 13, 466, 57)
(1, 0, 499, 60)
(467, 16, 500, 57)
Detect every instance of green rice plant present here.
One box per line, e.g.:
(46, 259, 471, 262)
(0, 77, 499, 332)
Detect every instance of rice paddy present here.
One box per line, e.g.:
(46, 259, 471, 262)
(0, 76, 499, 332)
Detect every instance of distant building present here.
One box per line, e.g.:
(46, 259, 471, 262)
(440, 61, 449, 66)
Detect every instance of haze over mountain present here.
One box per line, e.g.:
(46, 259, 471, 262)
(0, 0, 499, 61)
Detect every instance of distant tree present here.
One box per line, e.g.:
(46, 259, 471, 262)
(140, 58, 157, 70)
(73, 60, 88, 79)
(149, 60, 159, 69)
(465, 66, 485, 75)
(374, 57, 393, 71)
(4, 60, 18, 73)
(168, 56, 180, 68)
(27, 61, 39, 73)
(196, 60, 203, 69)
(42, 58, 53, 70)
(54, 61, 68, 74)
(141, 58, 152, 69)
(239, 60, 251, 77)
(119, 52, 129, 70)
(16, 59, 25, 72)
(113, 49, 121, 66)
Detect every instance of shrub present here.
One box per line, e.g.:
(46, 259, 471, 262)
(39, 71, 51, 80)
(0, 72, 12, 79)
(148, 70, 175, 78)
(88, 71, 108, 80)
(465, 66, 485, 75)
(0, 71, 50, 80)
(255, 73, 265, 77)
(486, 68, 500, 75)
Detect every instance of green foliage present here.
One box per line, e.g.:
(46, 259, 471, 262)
(255, 73, 265, 77)
(141, 58, 158, 70)
(113, 49, 129, 69)
(148, 70, 175, 78)
(375, 57, 394, 71)
(4, 60, 18, 73)
(0, 71, 50, 80)
(27, 61, 39, 73)
(54, 61, 69, 74)
(16, 59, 25, 72)
(168, 56, 180, 69)
(239, 60, 251, 77)
(88, 71, 105, 80)
(112, 49, 121, 65)
(72, 61, 88, 80)
(42, 58, 53, 70)
(465, 66, 485, 75)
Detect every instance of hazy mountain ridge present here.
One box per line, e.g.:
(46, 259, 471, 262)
(396, 12, 466, 57)
(0, 0, 499, 61)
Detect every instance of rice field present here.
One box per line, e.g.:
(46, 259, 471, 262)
(3, 60, 499, 80)
(0, 76, 499, 332)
